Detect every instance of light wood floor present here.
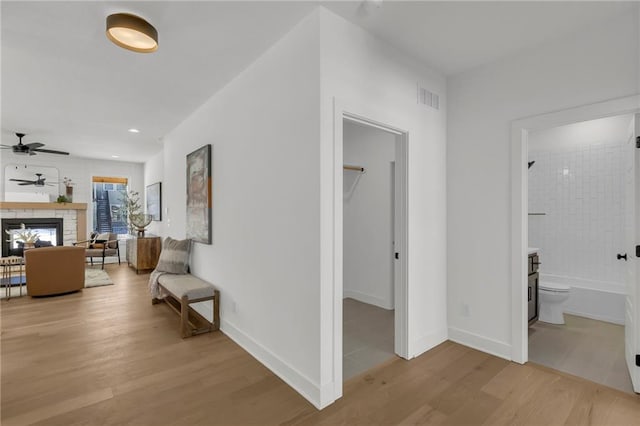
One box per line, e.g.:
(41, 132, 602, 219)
(2, 265, 639, 425)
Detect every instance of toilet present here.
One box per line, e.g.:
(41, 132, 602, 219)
(538, 281, 571, 324)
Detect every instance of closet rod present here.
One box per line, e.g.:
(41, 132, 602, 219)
(343, 165, 366, 173)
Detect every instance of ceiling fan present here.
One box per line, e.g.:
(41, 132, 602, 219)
(9, 173, 56, 187)
(0, 132, 69, 156)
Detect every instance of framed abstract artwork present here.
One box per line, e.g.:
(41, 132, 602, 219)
(186, 144, 212, 244)
(146, 182, 162, 221)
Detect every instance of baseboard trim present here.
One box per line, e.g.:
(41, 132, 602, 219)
(343, 290, 393, 310)
(220, 319, 323, 409)
(411, 328, 448, 359)
(563, 309, 624, 325)
(448, 327, 511, 361)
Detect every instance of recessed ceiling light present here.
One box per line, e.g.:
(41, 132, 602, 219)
(128, 128, 140, 133)
(111, 155, 120, 158)
(106, 13, 158, 53)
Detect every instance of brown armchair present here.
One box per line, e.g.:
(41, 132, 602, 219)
(73, 232, 121, 269)
(25, 246, 85, 296)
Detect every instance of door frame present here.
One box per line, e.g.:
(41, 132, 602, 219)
(331, 97, 410, 399)
(510, 94, 640, 363)
(625, 113, 640, 391)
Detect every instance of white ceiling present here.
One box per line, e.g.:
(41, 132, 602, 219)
(1, 1, 315, 163)
(325, 1, 636, 75)
(1, 1, 634, 163)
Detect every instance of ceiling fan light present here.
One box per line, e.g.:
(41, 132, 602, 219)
(106, 13, 158, 53)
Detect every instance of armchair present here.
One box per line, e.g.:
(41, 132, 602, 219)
(74, 232, 121, 269)
(25, 246, 85, 296)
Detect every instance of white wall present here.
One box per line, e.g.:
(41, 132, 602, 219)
(447, 9, 639, 358)
(318, 7, 448, 403)
(158, 10, 323, 407)
(528, 114, 632, 153)
(143, 150, 164, 237)
(148, 7, 448, 409)
(0, 153, 144, 236)
(4, 163, 59, 201)
(343, 121, 395, 309)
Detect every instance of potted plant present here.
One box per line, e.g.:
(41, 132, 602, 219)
(5, 223, 40, 249)
(63, 177, 74, 202)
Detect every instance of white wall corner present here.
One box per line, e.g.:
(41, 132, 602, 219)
(319, 381, 337, 410)
(448, 327, 512, 361)
(221, 319, 323, 409)
(410, 328, 448, 359)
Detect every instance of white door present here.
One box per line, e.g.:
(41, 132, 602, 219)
(624, 113, 640, 393)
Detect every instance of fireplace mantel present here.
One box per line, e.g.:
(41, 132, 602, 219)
(0, 202, 87, 210)
(0, 202, 88, 243)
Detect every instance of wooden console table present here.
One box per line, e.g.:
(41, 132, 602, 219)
(126, 235, 161, 274)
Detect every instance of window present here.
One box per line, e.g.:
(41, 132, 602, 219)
(92, 176, 128, 235)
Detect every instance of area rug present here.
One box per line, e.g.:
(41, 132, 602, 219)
(0, 268, 113, 299)
(84, 268, 114, 288)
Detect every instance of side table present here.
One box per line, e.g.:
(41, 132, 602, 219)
(126, 235, 162, 274)
(1, 256, 25, 300)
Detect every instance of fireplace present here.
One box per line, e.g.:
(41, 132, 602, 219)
(1, 218, 64, 257)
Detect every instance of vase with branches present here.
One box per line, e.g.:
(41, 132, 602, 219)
(5, 223, 40, 248)
(121, 190, 142, 234)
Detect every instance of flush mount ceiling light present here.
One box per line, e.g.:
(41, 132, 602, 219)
(106, 13, 158, 53)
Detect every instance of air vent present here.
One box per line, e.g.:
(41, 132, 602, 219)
(417, 85, 439, 110)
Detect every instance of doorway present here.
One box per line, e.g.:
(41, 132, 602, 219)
(329, 102, 410, 401)
(526, 114, 634, 393)
(510, 95, 640, 394)
(342, 120, 398, 380)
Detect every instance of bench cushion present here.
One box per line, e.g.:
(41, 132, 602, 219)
(157, 274, 214, 300)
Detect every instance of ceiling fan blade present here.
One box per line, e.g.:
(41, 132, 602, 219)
(25, 142, 44, 149)
(0, 144, 12, 148)
(9, 179, 35, 183)
(18, 182, 35, 186)
(31, 148, 69, 155)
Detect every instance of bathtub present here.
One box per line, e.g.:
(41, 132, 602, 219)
(539, 274, 625, 325)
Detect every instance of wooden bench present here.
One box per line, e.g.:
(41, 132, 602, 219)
(152, 274, 220, 338)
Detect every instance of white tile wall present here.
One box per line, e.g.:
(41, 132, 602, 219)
(528, 142, 626, 288)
